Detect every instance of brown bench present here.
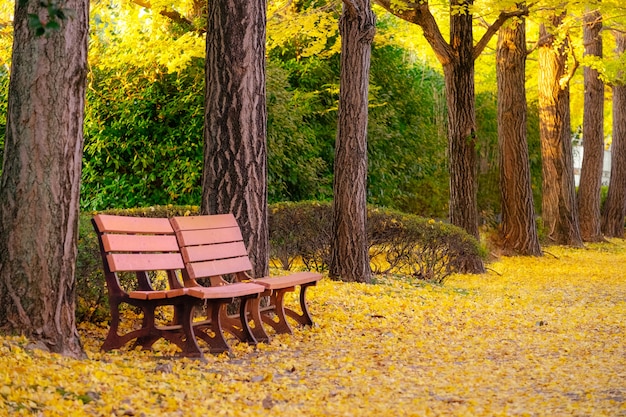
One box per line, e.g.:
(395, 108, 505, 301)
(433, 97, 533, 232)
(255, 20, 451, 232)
(92, 214, 267, 357)
(170, 214, 323, 336)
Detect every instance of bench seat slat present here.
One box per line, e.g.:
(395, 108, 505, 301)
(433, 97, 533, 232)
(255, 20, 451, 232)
(106, 253, 184, 272)
(187, 282, 265, 299)
(129, 288, 188, 300)
(254, 272, 323, 290)
(102, 234, 180, 253)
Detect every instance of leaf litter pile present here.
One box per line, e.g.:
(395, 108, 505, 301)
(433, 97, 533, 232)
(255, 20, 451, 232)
(1, 241, 625, 416)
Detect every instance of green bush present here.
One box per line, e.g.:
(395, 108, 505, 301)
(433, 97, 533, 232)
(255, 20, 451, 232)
(268, 201, 485, 284)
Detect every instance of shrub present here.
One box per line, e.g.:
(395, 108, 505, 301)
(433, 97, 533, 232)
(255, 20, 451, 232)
(268, 201, 484, 284)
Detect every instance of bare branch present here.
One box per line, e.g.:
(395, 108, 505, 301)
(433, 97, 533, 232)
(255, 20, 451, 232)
(374, 0, 454, 65)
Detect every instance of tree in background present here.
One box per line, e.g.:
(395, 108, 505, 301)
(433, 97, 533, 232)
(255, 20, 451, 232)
(578, 8, 605, 242)
(537, 11, 583, 246)
(330, 0, 376, 283)
(203, 0, 269, 277)
(0, 0, 88, 357)
(496, 13, 542, 256)
(602, 31, 626, 237)
(375, 0, 526, 271)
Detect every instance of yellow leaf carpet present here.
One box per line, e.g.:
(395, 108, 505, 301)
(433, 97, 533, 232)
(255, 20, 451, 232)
(1, 240, 625, 416)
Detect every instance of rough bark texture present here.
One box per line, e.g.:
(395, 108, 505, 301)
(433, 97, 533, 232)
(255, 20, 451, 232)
(601, 32, 626, 237)
(445, 3, 478, 240)
(203, 0, 269, 277)
(442, 0, 484, 273)
(0, 0, 88, 357)
(538, 19, 583, 247)
(578, 10, 605, 242)
(330, 0, 375, 283)
(496, 16, 542, 256)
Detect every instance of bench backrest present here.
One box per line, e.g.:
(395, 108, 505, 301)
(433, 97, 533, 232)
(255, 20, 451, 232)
(92, 214, 185, 297)
(170, 214, 253, 287)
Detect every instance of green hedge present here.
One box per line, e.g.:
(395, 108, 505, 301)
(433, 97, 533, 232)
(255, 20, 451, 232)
(268, 201, 485, 283)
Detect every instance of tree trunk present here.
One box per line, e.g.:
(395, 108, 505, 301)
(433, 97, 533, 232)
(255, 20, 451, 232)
(0, 0, 88, 357)
(578, 10, 605, 242)
(444, 0, 485, 273)
(601, 32, 626, 237)
(496, 15, 542, 256)
(330, 0, 375, 283)
(538, 19, 583, 247)
(203, 0, 269, 277)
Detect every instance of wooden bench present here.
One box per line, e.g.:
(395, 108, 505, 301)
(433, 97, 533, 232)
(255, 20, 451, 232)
(92, 214, 267, 357)
(170, 214, 323, 336)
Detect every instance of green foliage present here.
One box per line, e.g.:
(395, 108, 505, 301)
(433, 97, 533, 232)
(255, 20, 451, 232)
(81, 63, 205, 210)
(367, 45, 449, 217)
(268, 201, 485, 284)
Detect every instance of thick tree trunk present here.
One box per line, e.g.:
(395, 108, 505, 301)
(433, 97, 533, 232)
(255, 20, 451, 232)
(330, 0, 375, 283)
(578, 10, 605, 242)
(203, 0, 269, 277)
(538, 20, 583, 247)
(601, 32, 626, 237)
(444, 0, 484, 273)
(0, 0, 88, 357)
(496, 16, 542, 256)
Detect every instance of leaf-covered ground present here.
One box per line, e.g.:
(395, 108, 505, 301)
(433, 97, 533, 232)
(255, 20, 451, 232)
(1, 241, 625, 416)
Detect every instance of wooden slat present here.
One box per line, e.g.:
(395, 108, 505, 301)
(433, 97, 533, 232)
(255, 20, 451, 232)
(182, 242, 248, 263)
(175, 227, 243, 247)
(102, 234, 179, 253)
(187, 282, 265, 299)
(254, 271, 323, 290)
(129, 288, 188, 300)
(170, 214, 238, 232)
(94, 214, 174, 234)
(106, 253, 184, 272)
(186, 256, 253, 280)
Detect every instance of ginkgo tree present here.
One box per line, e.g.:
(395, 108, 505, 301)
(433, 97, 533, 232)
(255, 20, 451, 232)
(0, 0, 89, 357)
(374, 0, 529, 272)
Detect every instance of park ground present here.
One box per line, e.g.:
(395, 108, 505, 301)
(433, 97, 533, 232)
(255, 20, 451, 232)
(0, 240, 625, 416)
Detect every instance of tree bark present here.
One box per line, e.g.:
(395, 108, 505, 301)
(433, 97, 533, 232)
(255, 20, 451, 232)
(203, 0, 269, 278)
(445, 0, 479, 241)
(442, 0, 485, 273)
(330, 0, 375, 283)
(496, 15, 542, 256)
(538, 18, 583, 247)
(578, 9, 605, 242)
(601, 32, 626, 237)
(0, 0, 88, 357)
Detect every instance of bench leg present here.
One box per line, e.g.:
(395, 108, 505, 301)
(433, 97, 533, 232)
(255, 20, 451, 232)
(195, 302, 231, 354)
(261, 290, 293, 335)
(284, 282, 316, 327)
(102, 301, 124, 351)
(246, 297, 271, 343)
(177, 302, 204, 358)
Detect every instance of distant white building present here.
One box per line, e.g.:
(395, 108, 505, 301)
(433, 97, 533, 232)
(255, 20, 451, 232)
(572, 138, 612, 187)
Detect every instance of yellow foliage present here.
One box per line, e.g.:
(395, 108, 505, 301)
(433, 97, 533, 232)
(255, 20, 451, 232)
(1, 241, 626, 416)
